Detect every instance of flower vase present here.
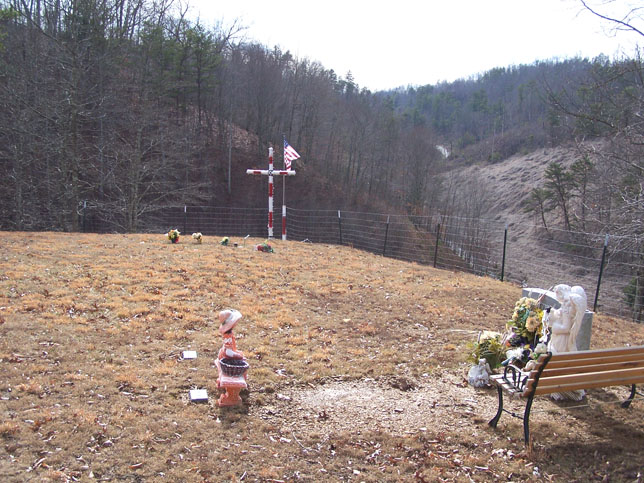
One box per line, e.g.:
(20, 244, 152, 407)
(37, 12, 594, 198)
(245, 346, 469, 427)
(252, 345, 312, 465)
(171, 237, 179, 244)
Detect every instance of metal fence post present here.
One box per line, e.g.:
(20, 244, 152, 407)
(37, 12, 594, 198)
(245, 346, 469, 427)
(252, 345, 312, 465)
(81, 200, 87, 233)
(183, 205, 187, 235)
(500, 223, 508, 282)
(594, 234, 609, 312)
(338, 210, 343, 245)
(433, 223, 441, 268)
(383, 215, 390, 256)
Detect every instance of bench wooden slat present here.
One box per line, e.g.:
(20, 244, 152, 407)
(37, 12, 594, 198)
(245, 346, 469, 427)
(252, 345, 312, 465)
(547, 346, 644, 362)
(523, 373, 644, 396)
(545, 352, 644, 370)
(533, 372, 644, 395)
(490, 375, 524, 397)
(529, 366, 644, 389)
(540, 359, 644, 378)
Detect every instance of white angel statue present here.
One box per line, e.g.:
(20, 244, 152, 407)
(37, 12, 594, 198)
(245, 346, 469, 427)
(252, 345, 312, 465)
(547, 284, 588, 400)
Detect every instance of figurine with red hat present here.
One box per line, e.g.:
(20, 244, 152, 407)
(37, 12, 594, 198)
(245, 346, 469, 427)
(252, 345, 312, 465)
(218, 309, 244, 360)
(215, 309, 249, 406)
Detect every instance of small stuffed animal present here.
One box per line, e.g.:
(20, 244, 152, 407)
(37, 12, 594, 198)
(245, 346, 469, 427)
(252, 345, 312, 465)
(468, 358, 492, 388)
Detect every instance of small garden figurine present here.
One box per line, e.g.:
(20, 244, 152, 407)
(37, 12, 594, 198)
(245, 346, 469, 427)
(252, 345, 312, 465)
(167, 229, 180, 243)
(215, 309, 249, 407)
(468, 358, 492, 388)
(218, 309, 244, 360)
(192, 232, 203, 244)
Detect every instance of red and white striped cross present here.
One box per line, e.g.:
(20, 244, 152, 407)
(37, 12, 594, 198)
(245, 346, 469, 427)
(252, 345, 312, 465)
(246, 146, 296, 239)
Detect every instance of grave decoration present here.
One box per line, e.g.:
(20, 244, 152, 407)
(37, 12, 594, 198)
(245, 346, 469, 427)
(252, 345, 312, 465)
(541, 284, 589, 400)
(255, 241, 274, 253)
(467, 296, 548, 382)
(192, 232, 203, 244)
(466, 331, 507, 370)
(220, 236, 229, 246)
(502, 296, 547, 367)
(467, 284, 590, 390)
(214, 309, 249, 406)
(189, 389, 208, 403)
(468, 358, 493, 388)
(523, 285, 593, 352)
(167, 229, 180, 243)
(182, 351, 208, 402)
(246, 146, 296, 240)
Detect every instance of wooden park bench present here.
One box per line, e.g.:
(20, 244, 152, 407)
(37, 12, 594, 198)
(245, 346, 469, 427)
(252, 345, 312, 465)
(488, 345, 644, 445)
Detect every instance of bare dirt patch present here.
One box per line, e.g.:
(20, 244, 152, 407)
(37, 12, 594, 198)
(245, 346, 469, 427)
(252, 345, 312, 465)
(258, 373, 479, 436)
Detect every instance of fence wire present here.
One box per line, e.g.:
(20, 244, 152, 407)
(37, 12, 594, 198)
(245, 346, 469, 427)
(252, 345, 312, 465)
(79, 205, 643, 323)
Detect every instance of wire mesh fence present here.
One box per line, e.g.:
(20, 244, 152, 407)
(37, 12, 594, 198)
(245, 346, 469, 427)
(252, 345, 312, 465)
(289, 209, 643, 322)
(80, 204, 643, 323)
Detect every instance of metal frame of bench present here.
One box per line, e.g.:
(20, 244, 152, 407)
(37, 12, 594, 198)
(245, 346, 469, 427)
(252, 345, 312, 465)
(488, 346, 644, 445)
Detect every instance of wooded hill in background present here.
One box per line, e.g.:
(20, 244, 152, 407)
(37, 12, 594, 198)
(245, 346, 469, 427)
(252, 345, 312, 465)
(1, 0, 643, 247)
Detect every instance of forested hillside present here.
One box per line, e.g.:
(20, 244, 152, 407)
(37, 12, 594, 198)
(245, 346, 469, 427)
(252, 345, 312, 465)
(389, 59, 596, 161)
(1, 0, 643, 250)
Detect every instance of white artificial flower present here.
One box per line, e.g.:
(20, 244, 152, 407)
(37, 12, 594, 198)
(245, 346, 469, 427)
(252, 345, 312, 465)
(506, 348, 524, 360)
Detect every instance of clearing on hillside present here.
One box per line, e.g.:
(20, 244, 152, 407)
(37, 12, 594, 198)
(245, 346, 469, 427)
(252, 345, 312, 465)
(1, 232, 643, 481)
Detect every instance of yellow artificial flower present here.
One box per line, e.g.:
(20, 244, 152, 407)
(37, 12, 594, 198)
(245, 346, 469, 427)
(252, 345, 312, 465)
(526, 316, 540, 332)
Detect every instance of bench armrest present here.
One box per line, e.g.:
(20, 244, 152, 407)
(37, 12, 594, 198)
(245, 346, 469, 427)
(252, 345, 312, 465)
(503, 363, 529, 392)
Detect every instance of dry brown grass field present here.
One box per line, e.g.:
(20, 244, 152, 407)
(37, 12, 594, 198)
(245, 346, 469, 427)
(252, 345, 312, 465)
(1, 232, 643, 482)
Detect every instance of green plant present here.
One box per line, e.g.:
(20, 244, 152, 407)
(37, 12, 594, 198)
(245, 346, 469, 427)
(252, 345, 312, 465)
(466, 334, 507, 369)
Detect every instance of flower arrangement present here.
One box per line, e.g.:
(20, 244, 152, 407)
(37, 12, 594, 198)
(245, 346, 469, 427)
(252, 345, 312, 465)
(220, 236, 229, 246)
(504, 341, 549, 369)
(467, 297, 549, 372)
(502, 297, 548, 367)
(192, 232, 203, 244)
(167, 229, 180, 243)
(466, 331, 507, 369)
(255, 241, 273, 253)
(506, 297, 544, 346)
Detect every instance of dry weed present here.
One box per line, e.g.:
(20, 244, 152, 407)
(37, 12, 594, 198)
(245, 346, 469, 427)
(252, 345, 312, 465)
(0, 421, 19, 437)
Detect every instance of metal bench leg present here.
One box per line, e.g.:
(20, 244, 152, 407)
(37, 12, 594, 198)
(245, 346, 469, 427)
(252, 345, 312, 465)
(489, 386, 504, 428)
(523, 395, 534, 445)
(622, 384, 636, 409)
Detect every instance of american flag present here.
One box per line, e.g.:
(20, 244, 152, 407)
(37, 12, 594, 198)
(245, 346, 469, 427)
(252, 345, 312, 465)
(283, 139, 300, 170)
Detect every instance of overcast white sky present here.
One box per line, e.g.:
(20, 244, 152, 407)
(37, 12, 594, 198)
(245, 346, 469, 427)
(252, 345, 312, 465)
(186, 0, 640, 91)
